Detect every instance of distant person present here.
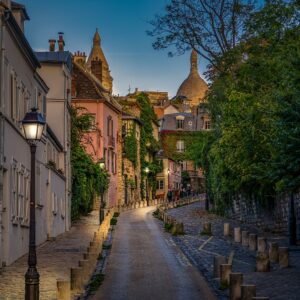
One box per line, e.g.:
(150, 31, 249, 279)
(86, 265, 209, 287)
(167, 190, 173, 202)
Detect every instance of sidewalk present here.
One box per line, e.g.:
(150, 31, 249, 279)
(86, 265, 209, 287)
(0, 211, 100, 300)
(166, 202, 300, 300)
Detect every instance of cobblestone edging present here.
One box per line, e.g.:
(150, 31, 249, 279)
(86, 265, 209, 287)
(163, 201, 300, 300)
(0, 209, 115, 300)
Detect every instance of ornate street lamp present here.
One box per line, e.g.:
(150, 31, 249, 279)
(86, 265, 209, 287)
(99, 158, 106, 224)
(22, 108, 46, 300)
(144, 167, 150, 206)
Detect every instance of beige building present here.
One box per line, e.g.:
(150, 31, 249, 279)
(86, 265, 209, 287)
(0, 1, 70, 266)
(35, 34, 72, 233)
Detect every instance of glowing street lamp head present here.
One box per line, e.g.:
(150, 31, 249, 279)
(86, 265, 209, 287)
(22, 108, 46, 141)
(99, 158, 105, 170)
(144, 167, 150, 174)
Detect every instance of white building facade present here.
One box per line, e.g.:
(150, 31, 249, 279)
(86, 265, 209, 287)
(0, 1, 70, 266)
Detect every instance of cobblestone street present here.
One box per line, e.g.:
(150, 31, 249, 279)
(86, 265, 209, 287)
(0, 211, 99, 300)
(166, 201, 300, 300)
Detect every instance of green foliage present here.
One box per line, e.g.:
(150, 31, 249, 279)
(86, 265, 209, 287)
(110, 218, 118, 226)
(164, 223, 173, 232)
(181, 171, 190, 188)
(113, 212, 120, 218)
(136, 93, 161, 198)
(123, 127, 138, 167)
(200, 0, 300, 212)
(71, 107, 110, 221)
(88, 274, 105, 293)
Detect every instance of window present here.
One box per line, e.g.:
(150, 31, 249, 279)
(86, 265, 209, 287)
(52, 193, 58, 215)
(176, 140, 185, 153)
(10, 74, 17, 121)
(10, 160, 30, 225)
(107, 116, 114, 137)
(112, 152, 115, 174)
(156, 180, 164, 190)
(176, 119, 184, 129)
(107, 149, 111, 172)
(204, 120, 211, 130)
(11, 160, 18, 223)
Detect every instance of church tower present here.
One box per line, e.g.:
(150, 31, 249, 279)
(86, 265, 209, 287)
(87, 29, 113, 93)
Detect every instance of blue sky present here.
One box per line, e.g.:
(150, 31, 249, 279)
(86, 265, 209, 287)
(18, 0, 208, 97)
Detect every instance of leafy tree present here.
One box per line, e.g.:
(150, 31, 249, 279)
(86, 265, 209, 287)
(205, 0, 300, 211)
(148, 0, 255, 72)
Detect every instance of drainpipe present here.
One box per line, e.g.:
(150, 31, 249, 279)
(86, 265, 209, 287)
(0, 8, 5, 268)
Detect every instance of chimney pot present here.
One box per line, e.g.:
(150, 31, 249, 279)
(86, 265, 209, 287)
(49, 39, 56, 52)
(57, 32, 65, 51)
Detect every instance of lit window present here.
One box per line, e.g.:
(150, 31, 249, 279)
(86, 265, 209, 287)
(176, 140, 185, 152)
(156, 180, 164, 190)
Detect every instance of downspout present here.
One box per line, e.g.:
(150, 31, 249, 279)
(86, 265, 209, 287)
(0, 8, 5, 268)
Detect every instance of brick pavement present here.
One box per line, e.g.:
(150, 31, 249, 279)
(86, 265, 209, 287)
(0, 211, 100, 300)
(165, 201, 300, 300)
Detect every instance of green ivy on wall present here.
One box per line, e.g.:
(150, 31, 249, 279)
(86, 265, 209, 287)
(136, 93, 161, 199)
(71, 107, 109, 221)
(123, 126, 138, 167)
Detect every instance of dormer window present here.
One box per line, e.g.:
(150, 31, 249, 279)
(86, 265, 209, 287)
(176, 115, 185, 129)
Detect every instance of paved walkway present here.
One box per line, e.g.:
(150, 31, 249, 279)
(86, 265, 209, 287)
(167, 202, 300, 300)
(0, 211, 99, 300)
(90, 207, 216, 300)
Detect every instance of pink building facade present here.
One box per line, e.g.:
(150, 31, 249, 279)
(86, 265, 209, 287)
(72, 31, 121, 208)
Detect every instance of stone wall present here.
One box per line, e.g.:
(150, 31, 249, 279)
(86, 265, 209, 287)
(226, 192, 300, 238)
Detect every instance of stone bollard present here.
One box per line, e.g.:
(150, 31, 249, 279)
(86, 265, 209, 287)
(279, 247, 289, 268)
(71, 267, 83, 291)
(257, 237, 267, 252)
(234, 227, 242, 243)
(224, 223, 230, 236)
(213, 255, 227, 278)
(79, 259, 91, 283)
(220, 264, 232, 289)
(249, 234, 257, 251)
(242, 231, 249, 247)
(256, 251, 270, 272)
(269, 242, 279, 263)
(57, 280, 70, 300)
(241, 285, 256, 300)
(229, 273, 243, 300)
(202, 222, 212, 235)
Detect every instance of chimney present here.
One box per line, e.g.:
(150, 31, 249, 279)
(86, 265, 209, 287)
(58, 32, 65, 51)
(73, 51, 87, 66)
(48, 39, 56, 52)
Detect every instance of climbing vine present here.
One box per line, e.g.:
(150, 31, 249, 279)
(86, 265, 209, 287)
(71, 107, 109, 221)
(123, 126, 138, 167)
(136, 93, 161, 199)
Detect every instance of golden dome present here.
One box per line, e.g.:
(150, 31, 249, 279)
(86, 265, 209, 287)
(176, 50, 208, 106)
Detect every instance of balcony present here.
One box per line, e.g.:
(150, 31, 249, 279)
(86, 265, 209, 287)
(108, 136, 115, 148)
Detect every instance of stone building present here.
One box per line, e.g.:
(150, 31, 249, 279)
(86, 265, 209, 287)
(116, 93, 160, 204)
(72, 30, 122, 209)
(156, 150, 181, 201)
(160, 50, 209, 193)
(0, 1, 70, 266)
(121, 113, 143, 205)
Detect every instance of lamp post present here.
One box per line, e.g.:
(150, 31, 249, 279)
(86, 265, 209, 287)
(99, 158, 105, 224)
(144, 167, 150, 206)
(22, 108, 46, 300)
